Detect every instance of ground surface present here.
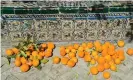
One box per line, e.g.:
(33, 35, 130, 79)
(1, 41, 133, 80)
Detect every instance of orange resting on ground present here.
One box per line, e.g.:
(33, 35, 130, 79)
(71, 57, 78, 63)
(87, 42, 93, 49)
(97, 64, 105, 72)
(104, 63, 110, 69)
(97, 57, 105, 64)
(103, 71, 111, 79)
(12, 48, 19, 54)
(90, 59, 96, 65)
(110, 64, 117, 71)
(61, 57, 69, 65)
(68, 52, 76, 58)
(32, 51, 38, 57)
(127, 48, 133, 56)
(84, 54, 91, 62)
(6, 49, 14, 56)
(60, 49, 66, 56)
(15, 59, 21, 67)
(32, 59, 39, 67)
(90, 66, 98, 75)
(41, 43, 47, 48)
(53, 56, 60, 64)
(20, 57, 27, 64)
(73, 43, 79, 50)
(114, 58, 121, 65)
(20, 64, 30, 72)
(78, 51, 85, 58)
(47, 42, 55, 49)
(117, 40, 125, 47)
(67, 60, 76, 68)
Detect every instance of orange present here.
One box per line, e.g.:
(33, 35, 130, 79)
(67, 60, 76, 68)
(110, 64, 117, 71)
(27, 60, 32, 66)
(101, 49, 108, 57)
(102, 44, 108, 51)
(71, 49, 76, 53)
(108, 44, 115, 51)
(103, 71, 111, 79)
(29, 55, 33, 60)
(65, 48, 70, 53)
(84, 54, 91, 62)
(12, 48, 19, 54)
(117, 40, 125, 47)
(16, 56, 21, 60)
(45, 48, 52, 53)
(5, 49, 14, 56)
(37, 54, 43, 60)
(60, 46, 65, 51)
(32, 51, 38, 57)
(32, 59, 39, 67)
(90, 59, 96, 65)
(71, 57, 78, 63)
(60, 49, 67, 56)
(119, 55, 125, 61)
(87, 42, 93, 49)
(26, 51, 31, 56)
(127, 48, 133, 56)
(28, 45, 34, 51)
(73, 43, 80, 50)
(104, 41, 111, 47)
(97, 57, 105, 64)
(68, 52, 76, 58)
(41, 43, 47, 48)
(97, 64, 105, 72)
(91, 51, 98, 57)
(90, 66, 98, 75)
(45, 51, 52, 58)
(47, 42, 55, 49)
(20, 57, 27, 64)
(78, 46, 84, 51)
(109, 60, 115, 65)
(78, 51, 85, 58)
(15, 59, 21, 67)
(104, 55, 111, 62)
(67, 45, 74, 50)
(95, 45, 102, 52)
(39, 51, 45, 57)
(114, 58, 121, 65)
(20, 64, 29, 72)
(61, 57, 69, 65)
(81, 42, 87, 48)
(104, 63, 110, 69)
(94, 55, 99, 61)
(53, 56, 60, 64)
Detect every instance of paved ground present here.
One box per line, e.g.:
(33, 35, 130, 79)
(1, 41, 133, 80)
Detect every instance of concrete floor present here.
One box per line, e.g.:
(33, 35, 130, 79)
(1, 41, 133, 80)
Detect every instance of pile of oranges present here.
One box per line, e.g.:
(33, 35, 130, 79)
(5, 40, 133, 80)
(55, 40, 133, 79)
(5, 42, 55, 72)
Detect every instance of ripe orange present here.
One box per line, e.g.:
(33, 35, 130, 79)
(28, 45, 34, 51)
(67, 45, 74, 50)
(127, 48, 133, 56)
(20, 57, 27, 64)
(5, 49, 14, 56)
(101, 49, 108, 57)
(44, 51, 52, 58)
(81, 42, 87, 48)
(61, 57, 69, 65)
(71, 49, 76, 53)
(114, 58, 121, 65)
(103, 71, 110, 79)
(39, 51, 45, 57)
(32, 51, 38, 57)
(91, 51, 98, 57)
(87, 42, 93, 49)
(41, 43, 47, 48)
(12, 48, 19, 54)
(84, 54, 91, 62)
(104, 41, 111, 47)
(73, 43, 79, 50)
(47, 42, 55, 49)
(26, 51, 31, 56)
(32, 59, 39, 67)
(65, 48, 70, 53)
(78, 46, 84, 51)
(97, 57, 105, 64)
(90, 59, 96, 65)
(15, 59, 21, 67)
(110, 64, 117, 71)
(20, 64, 30, 72)
(104, 55, 111, 62)
(53, 56, 60, 64)
(119, 55, 125, 61)
(94, 40, 101, 47)
(78, 51, 85, 58)
(104, 63, 110, 69)
(67, 60, 76, 68)
(71, 57, 78, 63)
(27, 60, 32, 66)
(37, 54, 43, 60)
(117, 40, 125, 47)
(95, 45, 102, 52)
(94, 55, 99, 61)
(68, 52, 76, 58)
(60, 46, 65, 51)
(90, 66, 98, 75)
(60, 49, 67, 56)
(97, 64, 105, 72)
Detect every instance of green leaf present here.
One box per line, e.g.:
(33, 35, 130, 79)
(87, 62, 90, 67)
(41, 59, 49, 64)
(23, 46, 28, 50)
(20, 50, 27, 57)
(6, 57, 11, 65)
(34, 44, 39, 51)
(36, 64, 42, 70)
